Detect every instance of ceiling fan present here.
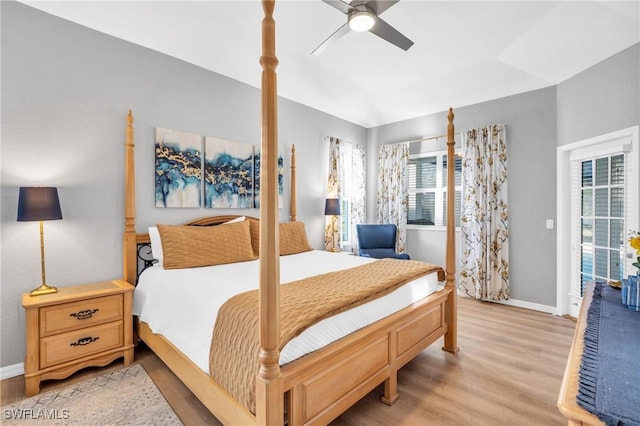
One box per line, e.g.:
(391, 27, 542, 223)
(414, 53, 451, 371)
(312, 0, 414, 55)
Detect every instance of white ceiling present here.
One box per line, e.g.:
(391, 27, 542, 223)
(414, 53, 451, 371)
(20, 1, 640, 128)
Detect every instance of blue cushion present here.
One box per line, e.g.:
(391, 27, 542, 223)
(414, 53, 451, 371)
(356, 224, 397, 250)
(356, 224, 410, 260)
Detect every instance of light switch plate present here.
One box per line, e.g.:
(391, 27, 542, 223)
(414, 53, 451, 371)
(546, 219, 554, 230)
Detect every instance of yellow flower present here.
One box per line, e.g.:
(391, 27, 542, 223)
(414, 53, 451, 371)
(630, 231, 640, 270)
(630, 235, 640, 253)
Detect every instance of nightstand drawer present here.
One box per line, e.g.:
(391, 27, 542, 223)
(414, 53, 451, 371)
(40, 320, 124, 369)
(40, 294, 123, 337)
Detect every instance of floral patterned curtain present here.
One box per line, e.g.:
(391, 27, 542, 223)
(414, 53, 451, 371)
(325, 137, 342, 251)
(460, 125, 510, 301)
(376, 142, 409, 253)
(324, 137, 366, 252)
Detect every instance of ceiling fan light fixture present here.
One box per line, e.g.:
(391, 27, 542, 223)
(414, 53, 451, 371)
(348, 7, 375, 32)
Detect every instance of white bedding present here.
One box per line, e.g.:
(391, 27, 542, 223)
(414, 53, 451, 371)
(133, 250, 439, 374)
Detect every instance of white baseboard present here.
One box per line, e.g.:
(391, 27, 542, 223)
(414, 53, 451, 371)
(0, 362, 24, 380)
(495, 298, 557, 314)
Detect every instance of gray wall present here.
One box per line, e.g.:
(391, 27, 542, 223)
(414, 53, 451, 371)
(557, 44, 640, 147)
(366, 88, 559, 307)
(0, 2, 365, 367)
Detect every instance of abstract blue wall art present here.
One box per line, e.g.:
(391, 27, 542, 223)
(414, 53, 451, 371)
(155, 128, 202, 208)
(204, 137, 254, 208)
(253, 148, 284, 209)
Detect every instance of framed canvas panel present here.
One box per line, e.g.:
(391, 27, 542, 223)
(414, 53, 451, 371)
(253, 148, 283, 209)
(155, 128, 202, 208)
(204, 137, 254, 208)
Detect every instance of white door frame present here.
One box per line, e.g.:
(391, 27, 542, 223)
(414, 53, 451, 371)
(556, 126, 639, 316)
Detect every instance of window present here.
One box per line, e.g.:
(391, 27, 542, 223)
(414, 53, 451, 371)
(408, 151, 461, 227)
(339, 142, 353, 246)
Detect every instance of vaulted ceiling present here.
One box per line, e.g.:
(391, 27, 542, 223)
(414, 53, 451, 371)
(20, 1, 640, 127)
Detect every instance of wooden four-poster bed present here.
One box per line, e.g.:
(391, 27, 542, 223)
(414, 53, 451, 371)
(123, 2, 458, 425)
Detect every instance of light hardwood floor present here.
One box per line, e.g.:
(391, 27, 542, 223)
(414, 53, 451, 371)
(1, 297, 575, 425)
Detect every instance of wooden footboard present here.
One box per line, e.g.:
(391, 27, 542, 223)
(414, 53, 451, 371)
(137, 287, 450, 426)
(282, 288, 449, 426)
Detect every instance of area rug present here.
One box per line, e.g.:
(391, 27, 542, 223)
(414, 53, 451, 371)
(1, 364, 182, 425)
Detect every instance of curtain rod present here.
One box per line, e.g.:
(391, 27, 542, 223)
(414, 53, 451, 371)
(404, 132, 461, 145)
(401, 123, 509, 145)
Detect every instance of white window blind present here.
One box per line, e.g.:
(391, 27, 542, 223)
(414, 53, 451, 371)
(408, 151, 461, 227)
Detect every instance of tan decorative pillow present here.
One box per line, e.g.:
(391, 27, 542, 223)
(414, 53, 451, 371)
(248, 219, 260, 257)
(157, 221, 256, 269)
(279, 221, 312, 256)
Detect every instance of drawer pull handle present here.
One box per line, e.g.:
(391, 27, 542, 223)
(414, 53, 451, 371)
(70, 336, 99, 347)
(69, 309, 99, 320)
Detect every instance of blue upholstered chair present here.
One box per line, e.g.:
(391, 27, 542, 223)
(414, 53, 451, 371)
(356, 224, 410, 260)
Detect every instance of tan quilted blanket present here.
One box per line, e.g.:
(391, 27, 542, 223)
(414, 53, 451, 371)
(209, 258, 444, 414)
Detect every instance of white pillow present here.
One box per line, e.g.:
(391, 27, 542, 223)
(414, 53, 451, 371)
(148, 226, 163, 267)
(223, 216, 245, 224)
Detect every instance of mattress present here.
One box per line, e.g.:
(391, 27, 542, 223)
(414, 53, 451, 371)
(133, 250, 439, 374)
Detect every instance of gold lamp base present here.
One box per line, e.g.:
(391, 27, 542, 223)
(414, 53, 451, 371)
(30, 284, 58, 297)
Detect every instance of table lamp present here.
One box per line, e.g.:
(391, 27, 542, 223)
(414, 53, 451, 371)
(324, 198, 341, 252)
(17, 187, 63, 296)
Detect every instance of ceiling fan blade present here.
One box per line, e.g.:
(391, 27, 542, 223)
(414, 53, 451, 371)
(322, 0, 354, 15)
(363, 0, 399, 16)
(311, 23, 351, 56)
(368, 16, 414, 51)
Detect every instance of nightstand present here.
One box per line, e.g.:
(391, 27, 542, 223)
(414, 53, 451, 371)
(21, 280, 134, 396)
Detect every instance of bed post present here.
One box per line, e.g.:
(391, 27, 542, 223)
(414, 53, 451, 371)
(256, 1, 283, 425)
(123, 110, 137, 285)
(290, 145, 297, 222)
(443, 107, 459, 353)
